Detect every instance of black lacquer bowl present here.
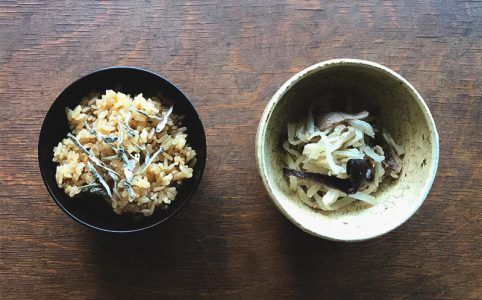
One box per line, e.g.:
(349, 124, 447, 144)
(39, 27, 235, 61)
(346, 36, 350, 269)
(38, 67, 206, 233)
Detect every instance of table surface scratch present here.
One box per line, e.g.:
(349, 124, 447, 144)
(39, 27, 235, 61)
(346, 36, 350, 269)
(0, 1, 481, 299)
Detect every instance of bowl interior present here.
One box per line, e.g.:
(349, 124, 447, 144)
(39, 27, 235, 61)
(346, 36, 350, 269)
(258, 60, 438, 241)
(38, 67, 206, 233)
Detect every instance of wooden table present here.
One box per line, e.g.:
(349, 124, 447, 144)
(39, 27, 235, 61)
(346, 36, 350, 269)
(1, 1, 481, 298)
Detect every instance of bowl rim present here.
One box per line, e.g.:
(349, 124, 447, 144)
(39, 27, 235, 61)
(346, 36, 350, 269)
(256, 58, 440, 242)
(38, 66, 207, 234)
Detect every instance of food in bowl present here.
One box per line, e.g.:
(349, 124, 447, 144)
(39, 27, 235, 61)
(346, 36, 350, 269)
(52, 90, 197, 216)
(282, 106, 404, 211)
(257, 59, 439, 241)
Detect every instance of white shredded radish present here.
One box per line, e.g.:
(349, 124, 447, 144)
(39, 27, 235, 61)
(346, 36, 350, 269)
(289, 176, 297, 192)
(283, 141, 300, 156)
(285, 155, 298, 191)
(348, 119, 375, 138)
(296, 186, 316, 207)
(383, 129, 405, 155)
(344, 128, 364, 148)
(296, 123, 308, 142)
(329, 127, 356, 150)
(364, 160, 385, 194)
(307, 104, 315, 135)
(322, 189, 344, 207)
(304, 142, 327, 160)
(348, 192, 377, 205)
(307, 184, 322, 198)
(283, 107, 402, 212)
(313, 192, 329, 210)
(287, 123, 303, 145)
(333, 149, 364, 159)
(362, 145, 385, 162)
(294, 154, 306, 168)
(317, 111, 369, 130)
(320, 134, 345, 174)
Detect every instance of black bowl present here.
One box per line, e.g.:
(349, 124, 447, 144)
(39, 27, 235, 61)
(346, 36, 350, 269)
(38, 67, 206, 233)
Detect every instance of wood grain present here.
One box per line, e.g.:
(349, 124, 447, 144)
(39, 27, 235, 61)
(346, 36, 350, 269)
(1, 1, 481, 298)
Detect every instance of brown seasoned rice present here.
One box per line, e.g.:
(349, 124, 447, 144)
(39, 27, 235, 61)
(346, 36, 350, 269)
(53, 90, 196, 216)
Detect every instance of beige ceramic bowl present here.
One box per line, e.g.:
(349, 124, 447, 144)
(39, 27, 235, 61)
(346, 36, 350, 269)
(256, 59, 439, 241)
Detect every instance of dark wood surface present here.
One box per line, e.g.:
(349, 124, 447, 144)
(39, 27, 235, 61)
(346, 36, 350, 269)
(1, 1, 481, 298)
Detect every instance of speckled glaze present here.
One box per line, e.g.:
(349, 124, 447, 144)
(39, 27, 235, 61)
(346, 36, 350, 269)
(256, 59, 439, 242)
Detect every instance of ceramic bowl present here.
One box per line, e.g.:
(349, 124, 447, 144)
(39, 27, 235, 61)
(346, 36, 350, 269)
(256, 59, 439, 241)
(38, 67, 206, 233)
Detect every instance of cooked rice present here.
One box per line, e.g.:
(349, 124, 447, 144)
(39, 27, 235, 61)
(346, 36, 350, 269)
(53, 90, 196, 216)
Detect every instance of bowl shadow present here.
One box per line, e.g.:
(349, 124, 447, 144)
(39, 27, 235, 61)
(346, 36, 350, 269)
(274, 214, 411, 298)
(86, 185, 232, 298)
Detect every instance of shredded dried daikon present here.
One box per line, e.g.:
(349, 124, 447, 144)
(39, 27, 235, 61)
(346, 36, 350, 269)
(283, 110, 402, 211)
(382, 129, 405, 155)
